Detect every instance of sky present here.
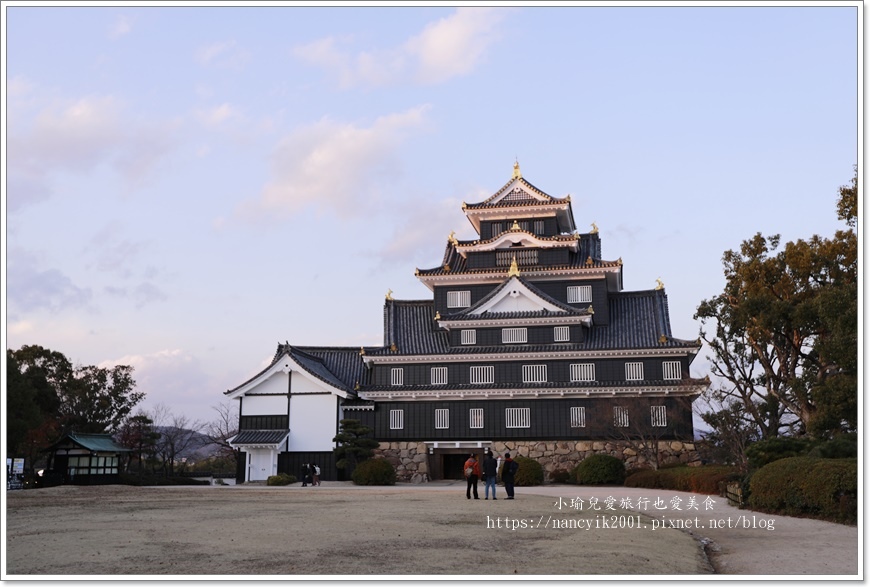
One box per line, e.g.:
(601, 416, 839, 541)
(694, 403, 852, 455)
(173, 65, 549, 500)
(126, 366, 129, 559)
(2, 3, 860, 428)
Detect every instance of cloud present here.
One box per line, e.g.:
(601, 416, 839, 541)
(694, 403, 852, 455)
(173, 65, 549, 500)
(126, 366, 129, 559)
(236, 105, 430, 223)
(109, 15, 132, 39)
(7, 94, 176, 212)
(101, 349, 215, 422)
(195, 40, 250, 70)
(195, 103, 236, 128)
(7, 250, 93, 313)
(377, 196, 475, 266)
(292, 7, 507, 89)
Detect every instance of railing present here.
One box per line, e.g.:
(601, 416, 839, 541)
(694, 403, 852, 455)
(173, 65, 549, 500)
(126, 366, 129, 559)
(496, 249, 538, 266)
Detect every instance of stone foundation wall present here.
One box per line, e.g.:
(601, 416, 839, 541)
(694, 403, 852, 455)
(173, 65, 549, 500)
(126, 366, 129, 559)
(374, 442, 430, 484)
(374, 439, 700, 484)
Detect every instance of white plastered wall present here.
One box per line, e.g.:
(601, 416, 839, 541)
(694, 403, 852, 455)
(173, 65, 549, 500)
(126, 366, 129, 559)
(288, 393, 337, 452)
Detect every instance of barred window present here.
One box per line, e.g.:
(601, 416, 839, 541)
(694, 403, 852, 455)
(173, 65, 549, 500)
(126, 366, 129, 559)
(461, 329, 476, 345)
(505, 407, 531, 428)
(390, 409, 404, 430)
(554, 326, 570, 342)
(625, 362, 644, 381)
(567, 285, 592, 304)
(651, 406, 667, 427)
(431, 366, 448, 385)
(447, 290, 471, 308)
(570, 406, 586, 428)
(502, 327, 528, 344)
(613, 406, 629, 428)
(491, 222, 503, 237)
(522, 364, 547, 383)
(469, 408, 484, 429)
(503, 188, 530, 201)
(570, 363, 596, 382)
(470, 366, 495, 384)
(435, 408, 450, 429)
(663, 361, 681, 380)
(533, 220, 545, 234)
(391, 368, 404, 386)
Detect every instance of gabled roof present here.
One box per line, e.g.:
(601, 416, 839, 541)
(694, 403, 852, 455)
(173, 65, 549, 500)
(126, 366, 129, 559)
(463, 176, 569, 208)
(49, 433, 131, 453)
(229, 429, 291, 449)
(440, 275, 591, 321)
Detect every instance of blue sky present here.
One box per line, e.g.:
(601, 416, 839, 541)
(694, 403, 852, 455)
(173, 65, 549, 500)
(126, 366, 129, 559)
(3, 4, 859, 426)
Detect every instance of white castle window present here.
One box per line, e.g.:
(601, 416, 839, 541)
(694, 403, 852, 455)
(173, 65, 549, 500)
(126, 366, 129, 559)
(390, 409, 404, 430)
(651, 406, 667, 427)
(505, 407, 530, 428)
(461, 329, 476, 345)
(625, 362, 644, 381)
(663, 361, 682, 380)
(447, 291, 471, 308)
(431, 366, 448, 385)
(570, 407, 586, 428)
(469, 408, 484, 429)
(570, 363, 595, 382)
(435, 409, 450, 429)
(613, 406, 629, 428)
(567, 285, 592, 304)
(554, 326, 570, 342)
(522, 364, 547, 383)
(502, 328, 528, 344)
(470, 366, 494, 384)
(391, 368, 404, 386)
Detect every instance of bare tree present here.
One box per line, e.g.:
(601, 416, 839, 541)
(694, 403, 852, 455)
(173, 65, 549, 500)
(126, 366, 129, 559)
(150, 403, 204, 477)
(204, 400, 239, 461)
(608, 396, 695, 470)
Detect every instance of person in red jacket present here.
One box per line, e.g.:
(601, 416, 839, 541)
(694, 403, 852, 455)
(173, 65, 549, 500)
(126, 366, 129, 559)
(463, 453, 481, 500)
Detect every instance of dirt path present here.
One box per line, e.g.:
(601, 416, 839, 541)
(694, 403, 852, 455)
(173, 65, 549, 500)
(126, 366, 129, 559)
(3, 482, 859, 578)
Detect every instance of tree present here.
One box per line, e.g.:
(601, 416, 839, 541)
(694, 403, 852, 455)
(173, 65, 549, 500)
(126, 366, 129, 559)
(204, 401, 239, 462)
(695, 168, 857, 439)
(61, 364, 143, 434)
(117, 412, 160, 474)
(332, 419, 379, 470)
(151, 403, 204, 476)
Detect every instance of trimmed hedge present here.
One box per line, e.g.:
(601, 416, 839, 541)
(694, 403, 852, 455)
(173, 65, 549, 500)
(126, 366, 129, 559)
(748, 457, 857, 524)
(513, 456, 544, 486)
(266, 473, 297, 486)
(351, 458, 396, 486)
(573, 455, 626, 486)
(549, 469, 571, 484)
(624, 465, 739, 494)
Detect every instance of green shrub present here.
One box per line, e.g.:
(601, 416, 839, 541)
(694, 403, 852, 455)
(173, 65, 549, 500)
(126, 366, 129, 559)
(624, 465, 739, 494)
(745, 437, 819, 470)
(573, 454, 625, 485)
(513, 456, 543, 486)
(748, 457, 857, 524)
(809, 433, 858, 459)
(352, 458, 396, 486)
(549, 469, 571, 484)
(266, 473, 296, 486)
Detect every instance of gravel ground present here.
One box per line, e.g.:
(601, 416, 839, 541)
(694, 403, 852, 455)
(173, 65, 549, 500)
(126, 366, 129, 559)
(3, 481, 859, 579)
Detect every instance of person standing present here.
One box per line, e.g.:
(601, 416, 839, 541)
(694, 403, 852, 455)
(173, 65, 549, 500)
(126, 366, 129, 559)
(482, 450, 498, 500)
(312, 463, 321, 486)
(463, 453, 481, 500)
(300, 463, 310, 487)
(502, 453, 519, 499)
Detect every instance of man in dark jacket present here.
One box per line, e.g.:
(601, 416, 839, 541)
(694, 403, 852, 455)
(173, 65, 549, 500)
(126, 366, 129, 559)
(482, 450, 498, 500)
(502, 453, 519, 499)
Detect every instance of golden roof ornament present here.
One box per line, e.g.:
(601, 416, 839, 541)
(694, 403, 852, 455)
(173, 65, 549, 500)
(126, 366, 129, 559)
(587, 305, 594, 315)
(655, 278, 665, 291)
(443, 264, 451, 272)
(617, 257, 623, 266)
(359, 346, 366, 356)
(590, 222, 598, 234)
(390, 342, 398, 353)
(659, 334, 668, 344)
(507, 255, 521, 277)
(434, 311, 441, 321)
(448, 230, 458, 246)
(511, 219, 521, 231)
(512, 159, 522, 179)
(354, 381, 360, 391)
(585, 256, 594, 267)
(385, 289, 393, 300)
